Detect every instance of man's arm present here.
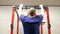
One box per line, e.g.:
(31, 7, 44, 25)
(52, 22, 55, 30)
(17, 4, 23, 17)
(39, 5, 46, 25)
(39, 5, 45, 16)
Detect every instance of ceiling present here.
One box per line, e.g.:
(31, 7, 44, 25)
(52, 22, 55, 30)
(0, 0, 60, 6)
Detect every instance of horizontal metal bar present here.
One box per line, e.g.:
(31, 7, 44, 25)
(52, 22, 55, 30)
(22, 5, 41, 9)
(0, 5, 60, 10)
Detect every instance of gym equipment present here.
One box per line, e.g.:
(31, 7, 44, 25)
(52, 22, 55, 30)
(10, 5, 51, 34)
(10, 6, 15, 34)
(46, 7, 51, 34)
(10, 6, 20, 34)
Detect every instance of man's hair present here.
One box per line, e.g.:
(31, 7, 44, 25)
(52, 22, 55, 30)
(29, 8, 36, 17)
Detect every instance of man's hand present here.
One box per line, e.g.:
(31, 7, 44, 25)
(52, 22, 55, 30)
(17, 4, 23, 16)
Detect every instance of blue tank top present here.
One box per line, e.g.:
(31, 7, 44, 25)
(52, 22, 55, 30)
(20, 15, 43, 34)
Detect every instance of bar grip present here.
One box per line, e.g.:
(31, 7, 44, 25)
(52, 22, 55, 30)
(48, 24, 51, 28)
(11, 24, 13, 29)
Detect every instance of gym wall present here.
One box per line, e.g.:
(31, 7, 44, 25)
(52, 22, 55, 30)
(0, 6, 60, 34)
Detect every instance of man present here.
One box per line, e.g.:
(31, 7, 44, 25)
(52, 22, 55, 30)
(17, 5, 44, 34)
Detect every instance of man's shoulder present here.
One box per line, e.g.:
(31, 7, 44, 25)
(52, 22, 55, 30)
(35, 15, 43, 19)
(36, 15, 43, 17)
(20, 14, 26, 19)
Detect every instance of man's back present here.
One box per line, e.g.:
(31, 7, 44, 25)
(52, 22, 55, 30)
(20, 15, 43, 34)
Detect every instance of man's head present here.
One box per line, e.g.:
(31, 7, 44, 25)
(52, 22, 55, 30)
(28, 8, 36, 17)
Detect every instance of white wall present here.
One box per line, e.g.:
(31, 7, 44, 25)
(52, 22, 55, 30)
(49, 7, 60, 34)
(0, 6, 60, 34)
(0, 6, 12, 34)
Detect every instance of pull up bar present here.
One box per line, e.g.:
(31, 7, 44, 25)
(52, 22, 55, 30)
(12, 5, 47, 10)
(22, 5, 47, 10)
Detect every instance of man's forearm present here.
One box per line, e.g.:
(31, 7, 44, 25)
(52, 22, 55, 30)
(39, 5, 45, 16)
